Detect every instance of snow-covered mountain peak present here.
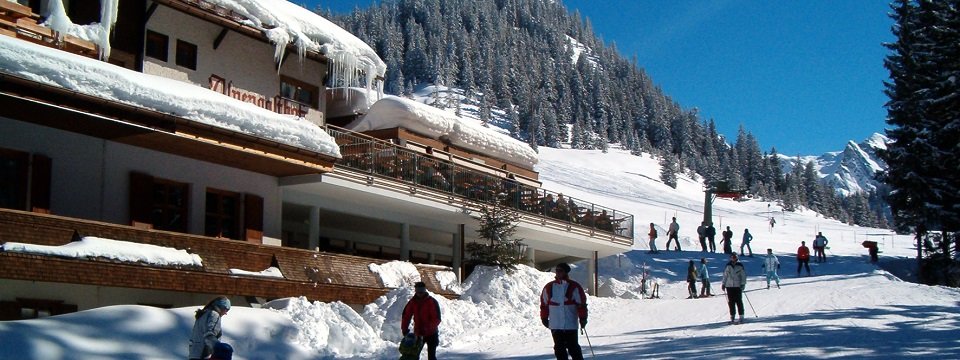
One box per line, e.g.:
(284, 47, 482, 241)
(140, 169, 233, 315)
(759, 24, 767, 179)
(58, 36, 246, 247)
(780, 133, 890, 196)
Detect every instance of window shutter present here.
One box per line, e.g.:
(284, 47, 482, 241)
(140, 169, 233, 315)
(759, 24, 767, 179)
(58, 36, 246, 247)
(30, 154, 52, 214)
(243, 193, 263, 243)
(129, 172, 153, 229)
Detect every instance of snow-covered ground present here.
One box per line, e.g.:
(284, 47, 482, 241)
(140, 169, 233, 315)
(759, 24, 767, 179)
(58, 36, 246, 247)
(2, 146, 958, 359)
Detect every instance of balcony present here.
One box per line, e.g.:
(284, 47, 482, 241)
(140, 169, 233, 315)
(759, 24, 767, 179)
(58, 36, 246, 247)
(324, 125, 635, 241)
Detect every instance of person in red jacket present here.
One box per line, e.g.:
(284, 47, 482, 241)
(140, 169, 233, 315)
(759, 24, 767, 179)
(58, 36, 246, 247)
(402, 282, 442, 360)
(540, 262, 588, 360)
(797, 241, 811, 276)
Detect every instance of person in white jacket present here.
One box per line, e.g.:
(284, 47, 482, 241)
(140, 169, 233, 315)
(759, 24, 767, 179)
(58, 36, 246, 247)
(540, 262, 588, 360)
(762, 248, 782, 289)
(721, 254, 747, 324)
(188, 296, 230, 360)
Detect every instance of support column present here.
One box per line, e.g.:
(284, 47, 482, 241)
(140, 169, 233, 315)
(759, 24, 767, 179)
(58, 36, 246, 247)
(453, 224, 464, 282)
(589, 251, 598, 296)
(400, 223, 410, 261)
(308, 206, 320, 251)
(525, 246, 536, 265)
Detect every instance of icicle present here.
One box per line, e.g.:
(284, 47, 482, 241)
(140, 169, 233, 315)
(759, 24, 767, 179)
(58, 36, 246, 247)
(98, 0, 120, 61)
(43, 0, 72, 41)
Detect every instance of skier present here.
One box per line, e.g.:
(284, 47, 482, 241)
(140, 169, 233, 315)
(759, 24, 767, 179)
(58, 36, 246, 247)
(666, 217, 681, 251)
(698, 258, 713, 297)
(402, 282, 442, 360)
(769, 217, 776, 229)
(740, 229, 754, 257)
(721, 253, 747, 324)
(188, 296, 230, 360)
(721, 226, 734, 255)
(686, 260, 699, 299)
(761, 248, 781, 289)
(697, 221, 708, 252)
(797, 241, 811, 276)
(540, 263, 588, 360)
(706, 222, 717, 253)
(647, 223, 659, 254)
(813, 232, 829, 262)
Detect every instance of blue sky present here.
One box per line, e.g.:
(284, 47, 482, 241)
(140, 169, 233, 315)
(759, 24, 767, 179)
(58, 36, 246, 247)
(309, 0, 894, 156)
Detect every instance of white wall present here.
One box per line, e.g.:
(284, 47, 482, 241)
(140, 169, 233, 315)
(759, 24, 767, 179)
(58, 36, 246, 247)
(0, 279, 241, 311)
(143, 6, 327, 111)
(0, 118, 282, 239)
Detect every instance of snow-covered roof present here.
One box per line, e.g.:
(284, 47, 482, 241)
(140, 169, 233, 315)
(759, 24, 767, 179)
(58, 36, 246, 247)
(203, 0, 386, 89)
(1, 236, 203, 267)
(347, 96, 539, 168)
(0, 35, 341, 158)
(40, 0, 385, 90)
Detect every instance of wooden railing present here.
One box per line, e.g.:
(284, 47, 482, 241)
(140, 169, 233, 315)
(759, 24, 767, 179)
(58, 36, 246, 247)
(326, 125, 635, 240)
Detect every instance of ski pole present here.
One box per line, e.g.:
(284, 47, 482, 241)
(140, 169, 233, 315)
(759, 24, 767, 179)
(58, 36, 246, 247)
(743, 290, 758, 318)
(581, 328, 596, 359)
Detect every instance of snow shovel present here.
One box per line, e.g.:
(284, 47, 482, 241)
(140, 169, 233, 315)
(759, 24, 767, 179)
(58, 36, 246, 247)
(581, 328, 596, 359)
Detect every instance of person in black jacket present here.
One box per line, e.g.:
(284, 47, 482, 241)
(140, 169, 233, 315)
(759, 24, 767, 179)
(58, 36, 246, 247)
(686, 260, 699, 299)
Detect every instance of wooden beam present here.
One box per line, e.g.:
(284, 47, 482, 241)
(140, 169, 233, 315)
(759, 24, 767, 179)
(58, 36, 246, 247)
(213, 27, 228, 49)
(144, 2, 159, 23)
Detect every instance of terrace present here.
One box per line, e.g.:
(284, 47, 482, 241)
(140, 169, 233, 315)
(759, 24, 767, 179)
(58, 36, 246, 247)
(324, 125, 636, 242)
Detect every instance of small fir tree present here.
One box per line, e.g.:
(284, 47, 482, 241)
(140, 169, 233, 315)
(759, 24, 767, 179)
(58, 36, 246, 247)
(466, 196, 526, 272)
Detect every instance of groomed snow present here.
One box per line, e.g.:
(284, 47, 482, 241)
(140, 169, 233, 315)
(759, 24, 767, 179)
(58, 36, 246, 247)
(0, 236, 202, 267)
(348, 96, 539, 168)
(0, 35, 341, 158)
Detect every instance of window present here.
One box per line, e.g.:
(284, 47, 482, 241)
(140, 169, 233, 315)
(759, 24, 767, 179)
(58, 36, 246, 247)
(205, 188, 240, 240)
(280, 76, 319, 109)
(176, 39, 197, 70)
(129, 172, 188, 232)
(0, 148, 28, 211)
(145, 30, 168, 61)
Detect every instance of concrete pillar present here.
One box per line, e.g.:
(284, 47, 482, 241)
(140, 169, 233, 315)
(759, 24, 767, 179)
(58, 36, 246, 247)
(588, 251, 598, 295)
(400, 223, 410, 261)
(308, 206, 320, 251)
(525, 246, 536, 265)
(453, 225, 464, 282)
(427, 252, 435, 264)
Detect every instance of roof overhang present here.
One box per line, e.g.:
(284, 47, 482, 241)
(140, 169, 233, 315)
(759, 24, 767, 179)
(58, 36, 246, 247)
(0, 73, 335, 177)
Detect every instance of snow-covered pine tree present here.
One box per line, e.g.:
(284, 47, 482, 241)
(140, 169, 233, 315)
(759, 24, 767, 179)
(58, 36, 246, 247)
(880, 0, 960, 286)
(659, 154, 678, 189)
(466, 195, 526, 272)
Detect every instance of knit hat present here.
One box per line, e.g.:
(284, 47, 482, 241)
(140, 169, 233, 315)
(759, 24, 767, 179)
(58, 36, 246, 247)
(414, 281, 427, 293)
(215, 297, 231, 311)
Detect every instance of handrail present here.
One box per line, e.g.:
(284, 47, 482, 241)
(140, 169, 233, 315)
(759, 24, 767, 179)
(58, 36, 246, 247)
(324, 125, 635, 240)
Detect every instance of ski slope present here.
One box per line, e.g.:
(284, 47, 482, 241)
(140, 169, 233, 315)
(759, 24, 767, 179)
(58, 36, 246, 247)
(1, 147, 958, 359)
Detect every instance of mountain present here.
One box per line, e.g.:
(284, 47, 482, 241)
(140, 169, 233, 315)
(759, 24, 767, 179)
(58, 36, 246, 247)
(780, 133, 889, 196)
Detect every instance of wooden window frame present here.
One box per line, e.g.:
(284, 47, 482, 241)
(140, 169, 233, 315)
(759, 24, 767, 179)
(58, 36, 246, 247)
(151, 178, 189, 233)
(0, 148, 29, 211)
(280, 75, 320, 109)
(204, 188, 241, 240)
(145, 30, 169, 62)
(175, 39, 198, 71)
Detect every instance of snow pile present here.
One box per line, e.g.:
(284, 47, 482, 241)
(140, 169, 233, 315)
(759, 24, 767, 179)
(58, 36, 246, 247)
(0, 36, 341, 158)
(368, 261, 421, 288)
(206, 0, 386, 90)
(229, 266, 284, 278)
(0, 236, 202, 267)
(348, 96, 539, 168)
(264, 297, 390, 358)
(434, 270, 462, 293)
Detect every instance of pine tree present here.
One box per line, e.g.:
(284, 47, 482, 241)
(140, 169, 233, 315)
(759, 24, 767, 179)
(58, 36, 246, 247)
(659, 154, 679, 189)
(466, 195, 526, 271)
